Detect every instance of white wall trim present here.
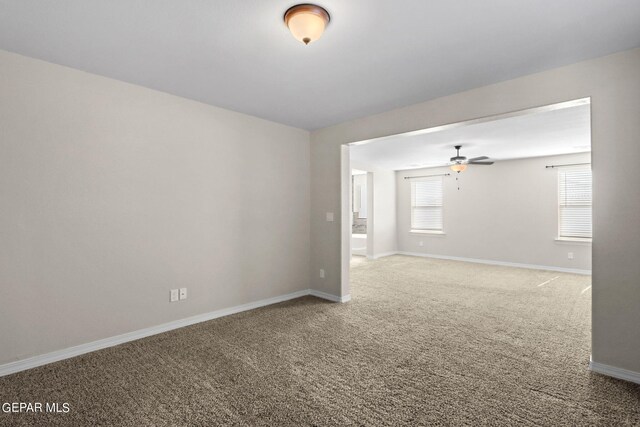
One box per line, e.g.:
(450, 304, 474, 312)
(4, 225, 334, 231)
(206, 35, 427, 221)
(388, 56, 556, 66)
(368, 251, 398, 260)
(310, 289, 351, 303)
(341, 145, 352, 301)
(0, 288, 347, 378)
(397, 251, 592, 275)
(589, 358, 640, 385)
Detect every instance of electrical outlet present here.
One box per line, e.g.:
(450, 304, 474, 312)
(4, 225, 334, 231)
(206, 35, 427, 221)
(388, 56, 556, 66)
(418, 241, 424, 247)
(170, 289, 179, 302)
(326, 212, 334, 222)
(568, 252, 574, 260)
(179, 288, 187, 300)
(320, 269, 325, 279)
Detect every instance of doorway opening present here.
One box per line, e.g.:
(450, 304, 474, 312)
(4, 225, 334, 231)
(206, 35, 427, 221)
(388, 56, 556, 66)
(341, 98, 592, 302)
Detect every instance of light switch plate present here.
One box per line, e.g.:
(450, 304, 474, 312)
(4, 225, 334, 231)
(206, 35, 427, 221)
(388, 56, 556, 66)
(326, 212, 334, 222)
(179, 288, 187, 300)
(170, 289, 179, 302)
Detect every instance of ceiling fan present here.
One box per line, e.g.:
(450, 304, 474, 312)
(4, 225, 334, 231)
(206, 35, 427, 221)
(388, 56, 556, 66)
(449, 145, 494, 172)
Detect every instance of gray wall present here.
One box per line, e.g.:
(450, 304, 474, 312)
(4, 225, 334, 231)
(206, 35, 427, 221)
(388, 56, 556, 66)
(396, 153, 591, 272)
(0, 50, 310, 365)
(371, 169, 397, 257)
(310, 48, 640, 373)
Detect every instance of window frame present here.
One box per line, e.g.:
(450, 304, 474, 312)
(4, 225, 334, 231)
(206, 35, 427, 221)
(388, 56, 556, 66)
(557, 165, 592, 242)
(410, 176, 444, 234)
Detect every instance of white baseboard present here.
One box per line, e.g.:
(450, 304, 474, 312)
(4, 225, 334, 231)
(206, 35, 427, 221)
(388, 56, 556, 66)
(397, 251, 591, 275)
(589, 358, 640, 385)
(0, 288, 347, 377)
(310, 289, 351, 303)
(367, 251, 398, 260)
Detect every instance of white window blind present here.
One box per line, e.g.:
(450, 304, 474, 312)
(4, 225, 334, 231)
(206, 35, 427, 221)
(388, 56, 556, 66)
(558, 165, 592, 239)
(411, 177, 443, 231)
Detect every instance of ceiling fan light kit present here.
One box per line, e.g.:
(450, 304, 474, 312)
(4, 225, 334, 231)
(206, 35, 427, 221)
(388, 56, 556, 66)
(284, 4, 330, 45)
(450, 163, 467, 173)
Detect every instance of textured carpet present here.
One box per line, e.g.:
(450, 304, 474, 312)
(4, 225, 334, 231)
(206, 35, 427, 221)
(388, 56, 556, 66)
(1, 255, 639, 426)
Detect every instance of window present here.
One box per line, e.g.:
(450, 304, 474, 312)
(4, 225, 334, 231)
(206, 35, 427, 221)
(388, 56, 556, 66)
(411, 177, 443, 232)
(558, 165, 592, 239)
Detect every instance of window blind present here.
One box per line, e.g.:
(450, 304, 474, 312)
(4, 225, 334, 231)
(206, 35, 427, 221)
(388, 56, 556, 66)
(411, 177, 443, 231)
(558, 165, 592, 239)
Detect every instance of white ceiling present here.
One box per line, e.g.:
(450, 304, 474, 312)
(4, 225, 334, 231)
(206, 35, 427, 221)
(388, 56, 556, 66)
(0, 1, 639, 130)
(350, 103, 591, 171)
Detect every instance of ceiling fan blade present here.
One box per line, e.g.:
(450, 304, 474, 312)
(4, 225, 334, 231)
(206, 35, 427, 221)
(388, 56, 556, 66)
(469, 161, 494, 165)
(468, 156, 489, 161)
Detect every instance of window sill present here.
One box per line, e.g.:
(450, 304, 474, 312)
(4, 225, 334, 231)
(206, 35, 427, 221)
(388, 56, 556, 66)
(410, 230, 446, 235)
(555, 237, 592, 244)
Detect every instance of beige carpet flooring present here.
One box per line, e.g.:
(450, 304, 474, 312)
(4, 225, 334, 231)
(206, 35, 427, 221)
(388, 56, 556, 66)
(1, 255, 639, 426)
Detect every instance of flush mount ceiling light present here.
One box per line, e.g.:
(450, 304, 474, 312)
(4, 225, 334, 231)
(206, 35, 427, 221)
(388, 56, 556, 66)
(284, 4, 330, 45)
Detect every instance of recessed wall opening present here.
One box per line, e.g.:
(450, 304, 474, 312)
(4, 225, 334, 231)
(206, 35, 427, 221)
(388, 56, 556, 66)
(341, 97, 592, 340)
